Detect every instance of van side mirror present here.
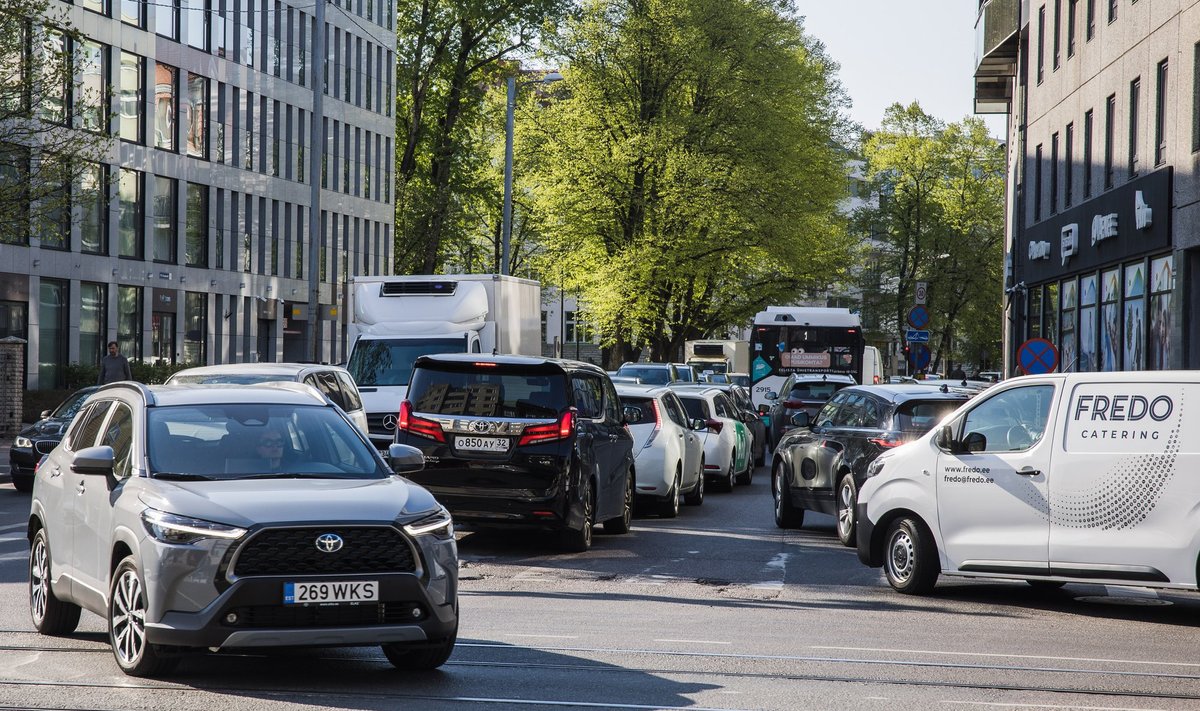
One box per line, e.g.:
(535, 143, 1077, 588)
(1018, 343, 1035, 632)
(962, 432, 987, 453)
(388, 443, 425, 474)
(790, 412, 810, 428)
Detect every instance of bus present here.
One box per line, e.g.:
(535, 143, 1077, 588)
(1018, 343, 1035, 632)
(747, 306, 865, 412)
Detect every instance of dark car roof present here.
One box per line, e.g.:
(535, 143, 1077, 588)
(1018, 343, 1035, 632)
(413, 353, 608, 377)
(841, 383, 972, 404)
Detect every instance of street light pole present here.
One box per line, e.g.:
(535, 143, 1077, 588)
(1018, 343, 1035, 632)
(500, 71, 562, 277)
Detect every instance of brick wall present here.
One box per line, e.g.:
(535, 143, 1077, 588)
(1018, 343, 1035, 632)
(0, 337, 26, 436)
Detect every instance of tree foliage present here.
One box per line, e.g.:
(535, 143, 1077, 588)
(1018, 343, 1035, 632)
(854, 103, 1005, 375)
(525, 0, 853, 364)
(0, 0, 110, 245)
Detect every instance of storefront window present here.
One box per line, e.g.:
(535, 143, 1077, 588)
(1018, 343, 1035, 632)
(184, 292, 207, 364)
(1100, 268, 1120, 371)
(118, 285, 143, 361)
(1148, 255, 1174, 369)
(80, 283, 107, 369)
(1079, 274, 1098, 372)
(39, 280, 67, 388)
(1060, 280, 1078, 372)
(1043, 283, 1059, 347)
(1123, 262, 1146, 370)
(1028, 288, 1042, 339)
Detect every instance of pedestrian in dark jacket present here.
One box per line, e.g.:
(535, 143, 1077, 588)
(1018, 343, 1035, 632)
(97, 341, 132, 384)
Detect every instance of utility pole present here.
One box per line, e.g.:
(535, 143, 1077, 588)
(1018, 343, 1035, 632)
(306, 0, 327, 362)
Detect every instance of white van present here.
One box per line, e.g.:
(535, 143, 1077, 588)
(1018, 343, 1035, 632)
(862, 346, 883, 385)
(856, 371, 1199, 596)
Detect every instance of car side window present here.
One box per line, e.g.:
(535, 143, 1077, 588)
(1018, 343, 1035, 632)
(815, 391, 849, 428)
(960, 385, 1055, 452)
(99, 402, 135, 480)
(831, 394, 865, 427)
(571, 374, 604, 419)
(67, 401, 112, 451)
(602, 379, 621, 423)
(334, 372, 363, 412)
(663, 393, 687, 427)
(310, 372, 347, 411)
(714, 394, 734, 418)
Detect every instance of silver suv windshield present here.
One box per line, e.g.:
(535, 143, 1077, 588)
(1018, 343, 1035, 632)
(147, 404, 385, 480)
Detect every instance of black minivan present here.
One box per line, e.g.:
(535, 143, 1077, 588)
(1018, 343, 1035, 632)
(396, 354, 634, 552)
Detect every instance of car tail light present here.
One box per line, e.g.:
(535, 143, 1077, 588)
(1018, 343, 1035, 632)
(873, 375, 880, 384)
(706, 418, 723, 434)
(398, 400, 446, 443)
(644, 400, 663, 447)
(868, 435, 904, 448)
(519, 410, 575, 447)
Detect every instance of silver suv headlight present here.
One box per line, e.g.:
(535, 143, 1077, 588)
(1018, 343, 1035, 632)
(142, 508, 248, 545)
(403, 507, 454, 539)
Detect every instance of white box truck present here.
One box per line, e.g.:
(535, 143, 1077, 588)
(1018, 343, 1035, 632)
(684, 340, 750, 376)
(345, 274, 542, 447)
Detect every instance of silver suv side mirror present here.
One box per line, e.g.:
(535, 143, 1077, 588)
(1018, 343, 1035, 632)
(71, 445, 115, 476)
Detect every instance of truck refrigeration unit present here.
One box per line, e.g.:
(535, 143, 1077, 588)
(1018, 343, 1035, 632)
(345, 274, 542, 448)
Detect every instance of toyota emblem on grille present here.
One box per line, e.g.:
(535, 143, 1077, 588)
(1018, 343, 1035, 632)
(468, 420, 495, 434)
(315, 533, 344, 553)
(382, 414, 398, 431)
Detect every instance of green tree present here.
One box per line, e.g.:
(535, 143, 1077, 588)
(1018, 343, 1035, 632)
(855, 103, 1005, 375)
(0, 0, 110, 245)
(528, 0, 852, 364)
(394, 0, 570, 275)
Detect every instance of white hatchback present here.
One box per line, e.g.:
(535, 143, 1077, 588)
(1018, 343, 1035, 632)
(671, 385, 754, 492)
(617, 385, 706, 517)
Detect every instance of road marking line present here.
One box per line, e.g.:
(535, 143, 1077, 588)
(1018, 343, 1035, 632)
(653, 639, 730, 645)
(0, 534, 27, 543)
(945, 702, 1170, 711)
(812, 645, 1200, 669)
(0, 552, 28, 562)
(0, 523, 26, 532)
(502, 634, 578, 639)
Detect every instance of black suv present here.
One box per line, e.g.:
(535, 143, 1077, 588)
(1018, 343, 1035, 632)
(8, 386, 98, 492)
(771, 384, 971, 546)
(396, 354, 635, 552)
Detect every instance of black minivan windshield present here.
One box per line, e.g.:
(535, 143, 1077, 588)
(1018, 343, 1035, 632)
(409, 363, 568, 419)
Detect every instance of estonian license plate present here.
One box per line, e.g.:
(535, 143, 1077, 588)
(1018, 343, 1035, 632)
(456, 436, 509, 452)
(283, 580, 379, 605)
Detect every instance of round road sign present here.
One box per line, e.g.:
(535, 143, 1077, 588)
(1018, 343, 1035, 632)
(907, 305, 930, 330)
(909, 343, 931, 370)
(1017, 338, 1059, 375)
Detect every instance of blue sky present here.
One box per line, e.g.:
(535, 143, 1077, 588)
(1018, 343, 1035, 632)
(796, 1, 1008, 138)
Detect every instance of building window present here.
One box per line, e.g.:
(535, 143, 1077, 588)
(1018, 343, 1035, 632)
(1037, 5, 1045, 84)
(155, 62, 178, 151)
(121, 0, 143, 27)
(119, 52, 144, 143)
(83, 0, 108, 15)
(80, 282, 107, 369)
(1155, 58, 1167, 166)
(153, 176, 177, 263)
(118, 168, 143, 258)
(1053, 0, 1061, 70)
(185, 0, 208, 50)
(1104, 94, 1115, 189)
(80, 162, 108, 254)
(1068, 0, 1077, 57)
(1123, 262, 1146, 371)
(38, 279, 68, 388)
(1050, 132, 1059, 214)
(1084, 109, 1093, 196)
(185, 73, 208, 158)
(1079, 273, 1097, 371)
(118, 285, 143, 361)
(1064, 122, 1074, 207)
(1044, 283, 1059, 348)
(78, 40, 108, 133)
(157, 0, 179, 39)
(185, 182, 208, 266)
(1060, 279, 1078, 372)
(1148, 255, 1174, 368)
(37, 30, 67, 125)
(184, 292, 207, 364)
(213, 0, 228, 58)
(38, 156, 70, 250)
(1086, 0, 1095, 39)
(1033, 143, 1043, 220)
(1107, 0, 1117, 23)
(1128, 77, 1140, 177)
(1028, 287, 1042, 338)
(1099, 267, 1120, 371)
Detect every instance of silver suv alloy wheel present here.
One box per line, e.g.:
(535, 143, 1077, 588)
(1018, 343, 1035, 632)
(111, 566, 148, 667)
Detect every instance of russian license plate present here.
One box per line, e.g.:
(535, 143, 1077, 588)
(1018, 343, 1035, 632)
(456, 436, 509, 452)
(284, 580, 379, 605)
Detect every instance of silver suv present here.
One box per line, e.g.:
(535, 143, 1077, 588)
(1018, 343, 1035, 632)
(27, 382, 458, 677)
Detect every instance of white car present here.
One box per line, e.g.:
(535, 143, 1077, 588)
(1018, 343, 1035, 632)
(165, 363, 370, 437)
(617, 384, 706, 517)
(670, 385, 754, 492)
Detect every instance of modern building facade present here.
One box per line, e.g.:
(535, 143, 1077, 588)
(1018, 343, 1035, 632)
(1, 0, 396, 389)
(976, 0, 1190, 375)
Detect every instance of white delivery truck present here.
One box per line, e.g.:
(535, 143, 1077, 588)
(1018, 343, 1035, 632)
(345, 274, 542, 447)
(684, 340, 750, 376)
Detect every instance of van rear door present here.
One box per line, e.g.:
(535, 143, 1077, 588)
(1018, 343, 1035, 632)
(935, 382, 1059, 576)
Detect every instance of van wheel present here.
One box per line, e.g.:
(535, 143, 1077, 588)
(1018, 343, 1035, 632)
(560, 478, 595, 552)
(773, 463, 804, 529)
(603, 468, 634, 534)
(657, 467, 681, 518)
(109, 557, 179, 676)
(29, 529, 81, 635)
(883, 517, 939, 595)
(684, 460, 705, 506)
(835, 475, 857, 547)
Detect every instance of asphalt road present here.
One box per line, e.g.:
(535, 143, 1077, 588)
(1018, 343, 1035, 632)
(0, 456, 1198, 710)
